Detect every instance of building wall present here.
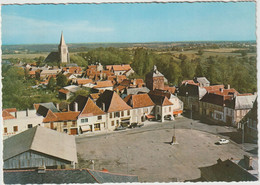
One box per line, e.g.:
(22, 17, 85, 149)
(4, 150, 71, 169)
(245, 118, 257, 142)
(3, 110, 43, 139)
(155, 105, 174, 122)
(77, 114, 106, 134)
(59, 45, 69, 63)
(152, 76, 164, 90)
(107, 109, 132, 130)
(96, 86, 113, 91)
(44, 120, 78, 135)
(200, 102, 225, 123)
(169, 96, 184, 112)
(131, 106, 154, 123)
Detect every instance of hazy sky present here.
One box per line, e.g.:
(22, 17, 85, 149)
(2, 2, 256, 45)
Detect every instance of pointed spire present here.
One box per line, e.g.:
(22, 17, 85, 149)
(59, 31, 66, 46)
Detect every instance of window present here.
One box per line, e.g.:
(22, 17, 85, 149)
(64, 122, 67, 126)
(111, 121, 115, 126)
(4, 127, 7, 133)
(121, 111, 124, 117)
(127, 110, 130, 116)
(216, 113, 222, 120)
(115, 112, 120, 118)
(72, 121, 76, 127)
(94, 123, 101, 131)
(169, 107, 171, 112)
(110, 113, 113, 118)
(98, 115, 102, 120)
(27, 124, 33, 129)
(63, 129, 68, 133)
(117, 120, 119, 126)
(13, 126, 18, 132)
(81, 118, 88, 123)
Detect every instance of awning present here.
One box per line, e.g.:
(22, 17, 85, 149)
(146, 114, 155, 119)
(173, 110, 183, 115)
(80, 125, 91, 132)
(121, 119, 130, 123)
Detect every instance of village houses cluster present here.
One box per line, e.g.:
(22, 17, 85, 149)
(2, 33, 257, 144)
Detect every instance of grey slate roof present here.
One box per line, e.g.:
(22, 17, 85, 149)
(194, 77, 210, 85)
(126, 87, 150, 95)
(3, 126, 78, 163)
(4, 169, 138, 184)
(234, 95, 257, 109)
(199, 159, 258, 181)
(36, 102, 59, 117)
(44, 52, 60, 63)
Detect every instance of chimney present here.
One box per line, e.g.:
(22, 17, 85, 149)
(102, 103, 105, 111)
(56, 103, 59, 111)
(26, 108, 29, 117)
(244, 155, 253, 170)
(74, 102, 78, 112)
(227, 84, 230, 89)
(15, 111, 17, 118)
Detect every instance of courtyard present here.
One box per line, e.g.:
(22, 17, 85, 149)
(76, 117, 257, 182)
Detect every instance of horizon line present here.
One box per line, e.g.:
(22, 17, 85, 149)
(2, 40, 257, 46)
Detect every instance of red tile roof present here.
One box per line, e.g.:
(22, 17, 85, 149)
(79, 98, 105, 117)
(43, 110, 80, 123)
(163, 86, 176, 94)
(2, 110, 16, 120)
(124, 94, 155, 108)
(162, 97, 173, 106)
(59, 88, 70, 94)
(182, 80, 199, 86)
(28, 71, 36, 75)
(4, 108, 17, 113)
(76, 79, 93, 85)
(89, 93, 100, 100)
(203, 85, 225, 92)
(96, 90, 132, 113)
(94, 81, 113, 88)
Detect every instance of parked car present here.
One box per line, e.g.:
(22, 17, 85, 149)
(129, 122, 138, 128)
(217, 139, 229, 145)
(115, 126, 126, 131)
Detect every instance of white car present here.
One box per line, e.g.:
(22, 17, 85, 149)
(218, 139, 230, 145)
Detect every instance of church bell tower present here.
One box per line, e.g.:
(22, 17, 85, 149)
(58, 32, 70, 63)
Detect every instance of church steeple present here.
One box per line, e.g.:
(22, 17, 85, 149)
(58, 31, 70, 63)
(59, 31, 66, 46)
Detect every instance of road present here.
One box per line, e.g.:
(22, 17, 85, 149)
(76, 116, 257, 182)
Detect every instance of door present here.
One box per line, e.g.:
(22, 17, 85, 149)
(70, 128, 78, 135)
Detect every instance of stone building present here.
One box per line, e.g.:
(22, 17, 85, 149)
(145, 65, 165, 90)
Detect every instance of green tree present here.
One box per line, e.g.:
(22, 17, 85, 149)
(56, 73, 68, 87)
(47, 77, 56, 91)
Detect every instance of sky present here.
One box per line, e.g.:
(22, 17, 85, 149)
(1, 2, 256, 45)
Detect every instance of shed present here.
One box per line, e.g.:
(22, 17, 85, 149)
(3, 126, 78, 169)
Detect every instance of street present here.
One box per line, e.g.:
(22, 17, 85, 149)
(76, 116, 258, 182)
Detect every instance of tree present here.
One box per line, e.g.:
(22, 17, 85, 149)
(56, 73, 68, 87)
(47, 77, 56, 91)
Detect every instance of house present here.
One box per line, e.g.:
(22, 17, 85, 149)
(3, 126, 77, 170)
(106, 64, 132, 76)
(123, 68, 135, 77)
(42, 110, 80, 135)
(76, 78, 93, 86)
(145, 65, 165, 90)
(121, 87, 150, 99)
(4, 168, 138, 184)
(59, 85, 82, 100)
(148, 94, 174, 122)
(244, 98, 258, 143)
(77, 98, 106, 134)
(3, 108, 44, 139)
(96, 90, 132, 130)
(193, 77, 210, 87)
(39, 69, 61, 79)
(178, 83, 207, 113)
(149, 89, 183, 117)
(199, 92, 234, 124)
(225, 94, 257, 128)
(93, 80, 114, 92)
(124, 94, 155, 123)
(198, 158, 258, 181)
(34, 102, 60, 117)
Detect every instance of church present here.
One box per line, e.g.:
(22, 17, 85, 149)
(45, 32, 70, 64)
